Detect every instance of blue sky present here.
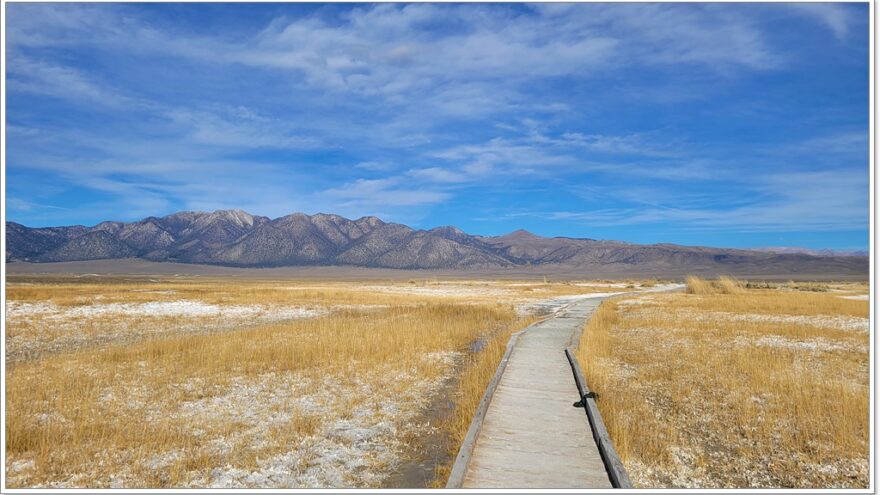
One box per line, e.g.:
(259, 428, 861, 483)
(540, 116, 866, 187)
(5, 3, 870, 249)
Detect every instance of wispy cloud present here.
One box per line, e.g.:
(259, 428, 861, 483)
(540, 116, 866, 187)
(4, 3, 869, 248)
(507, 170, 867, 233)
(6, 3, 782, 104)
(6, 198, 69, 213)
(7, 56, 136, 109)
(325, 178, 450, 208)
(790, 3, 854, 41)
(163, 107, 322, 150)
(354, 161, 395, 172)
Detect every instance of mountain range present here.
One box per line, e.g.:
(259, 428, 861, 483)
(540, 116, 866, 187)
(5, 209, 868, 275)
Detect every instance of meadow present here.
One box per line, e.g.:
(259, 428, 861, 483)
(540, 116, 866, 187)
(576, 277, 870, 488)
(5, 276, 632, 488)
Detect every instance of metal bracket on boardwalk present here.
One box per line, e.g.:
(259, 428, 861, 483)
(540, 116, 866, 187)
(564, 348, 634, 489)
(573, 391, 597, 408)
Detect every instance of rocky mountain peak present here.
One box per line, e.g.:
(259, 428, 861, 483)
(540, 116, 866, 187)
(5, 210, 868, 276)
(501, 229, 540, 240)
(204, 209, 255, 227)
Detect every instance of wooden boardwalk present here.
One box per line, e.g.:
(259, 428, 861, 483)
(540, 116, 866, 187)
(457, 298, 612, 488)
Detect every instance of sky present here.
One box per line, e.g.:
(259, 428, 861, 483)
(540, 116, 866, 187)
(4, 2, 870, 250)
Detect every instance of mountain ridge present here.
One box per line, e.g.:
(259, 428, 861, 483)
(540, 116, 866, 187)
(5, 210, 868, 276)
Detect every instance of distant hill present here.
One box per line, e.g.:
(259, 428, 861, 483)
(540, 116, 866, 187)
(5, 209, 869, 276)
(749, 246, 868, 257)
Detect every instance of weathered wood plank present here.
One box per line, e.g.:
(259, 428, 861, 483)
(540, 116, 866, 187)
(445, 329, 526, 488)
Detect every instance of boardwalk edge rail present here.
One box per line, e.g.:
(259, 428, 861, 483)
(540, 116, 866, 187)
(445, 328, 527, 488)
(564, 346, 633, 489)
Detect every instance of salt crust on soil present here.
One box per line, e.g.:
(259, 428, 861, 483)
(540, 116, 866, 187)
(696, 311, 869, 333)
(624, 306, 869, 333)
(7, 352, 461, 488)
(186, 354, 460, 487)
(5, 301, 330, 362)
(6, 300, 326, 320)
(736, 335, 857, 353)
(838, 295, 868, 301)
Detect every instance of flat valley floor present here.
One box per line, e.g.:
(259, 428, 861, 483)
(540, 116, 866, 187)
(3, 273, 869, 489)
(6, 258, 870, 280)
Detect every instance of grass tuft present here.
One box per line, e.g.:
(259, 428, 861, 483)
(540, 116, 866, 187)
(716, 276, 744, 294)
(685, 275, 715, 294)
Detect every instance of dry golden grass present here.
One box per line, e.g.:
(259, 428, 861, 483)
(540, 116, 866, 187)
(577, 278, 869, 488)
(4, 277, 637, 363)
(7, 275, 620, 488)
(715, 276, 744, 294)
(7, 302, 522, 488)
(685, 275, 715, 294)
(686, 275, 744, 295)
(6, 276, 634, 308)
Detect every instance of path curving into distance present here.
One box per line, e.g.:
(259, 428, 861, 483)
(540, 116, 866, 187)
(450, 297, 612, 488)
(447, 285, 683, 488)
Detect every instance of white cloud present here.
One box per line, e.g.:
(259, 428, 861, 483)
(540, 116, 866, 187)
(568, 4, 781, 70)
(7, 55, 135, 108)
(790, 4, 853, 41)
(325, 178, 449, 207)
(6, 3, 128, 48)
(6, 198, 69, 213)
(163, 108, 321, 150)
(354, 161, 395, 171)
(406, 167, 469, 183)
(512, 170, 867, 233)
(797, 131, 868, 155)
(425, 130, 684, 185)
(433, 137, 569, 169)
(8, 3, 784, 105)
